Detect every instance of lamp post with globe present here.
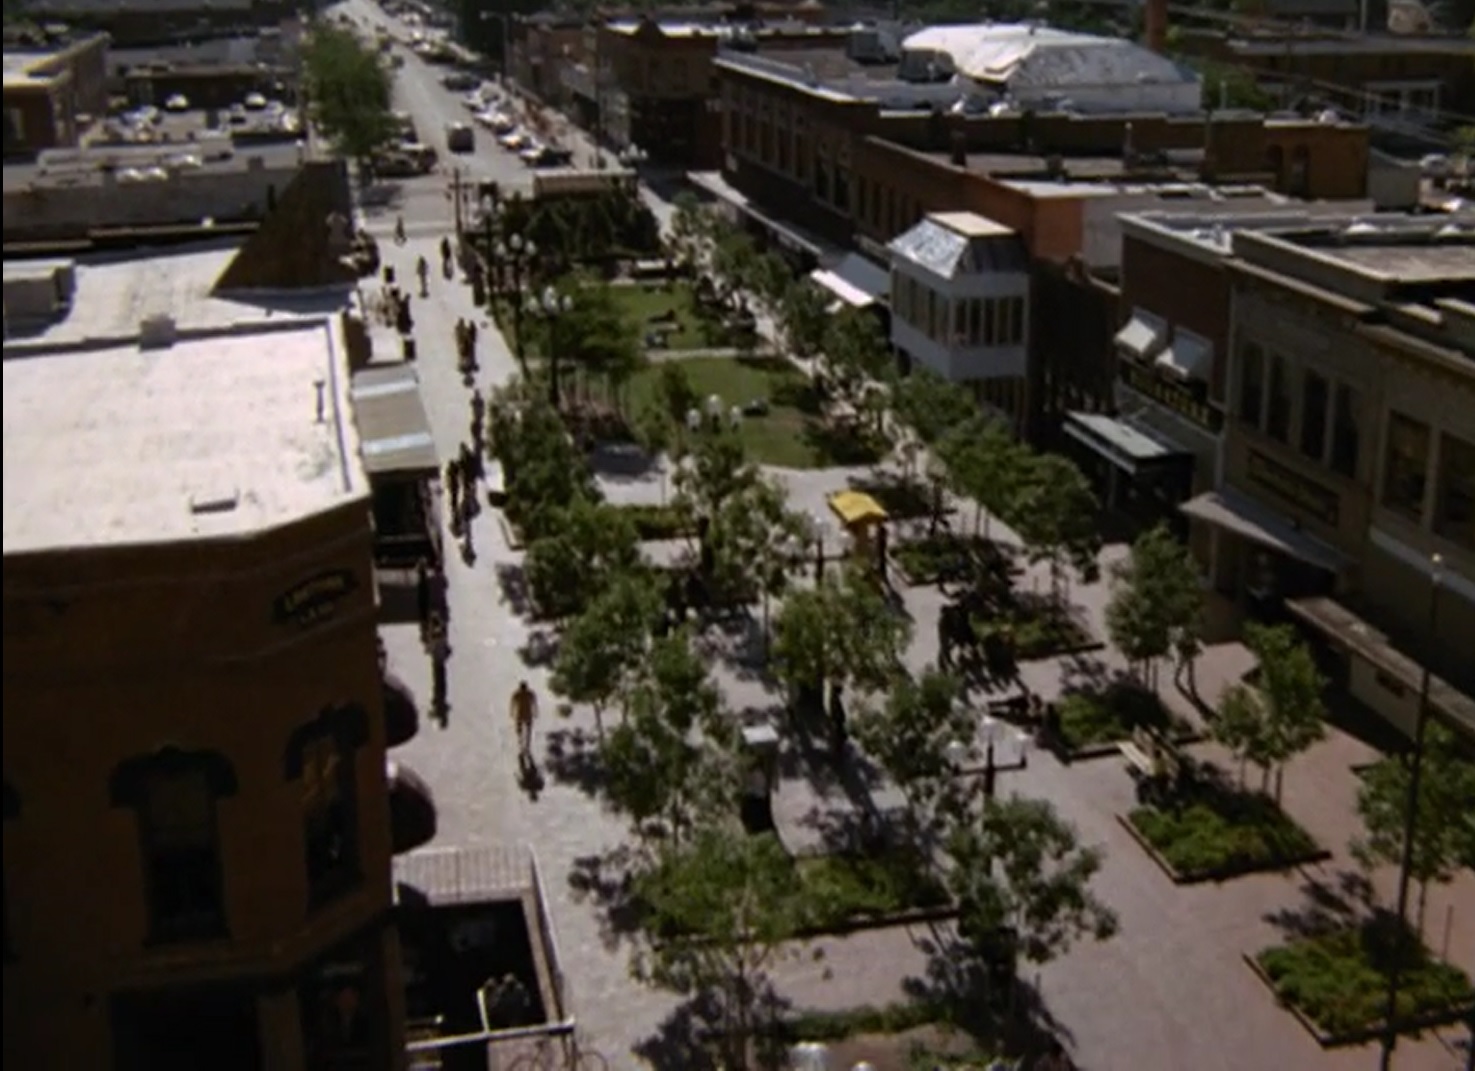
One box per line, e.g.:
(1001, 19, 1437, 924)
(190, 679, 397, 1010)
(527, 284, 574, 409)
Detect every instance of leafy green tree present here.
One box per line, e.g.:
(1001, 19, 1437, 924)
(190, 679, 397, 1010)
(1011, 454, 1103, 600)
(674, 424, 759, 524)
(524, 496, 641, 621)
(541, 278, 645, 408)
(1105, 524, 1204, 690)
(604, 630, 736, 841)
(654, 361, 700, 427)
(751, 251, 794, 321)
(711, 227, 761, 303)
(894, 370, 977, 446)
(668, 190, 710, 271)
(778, 281, 829, 358)
(551, 571, 662, 736)
(822, 307, 894, 439)
(302, 24, 396, 167)
(489, 389, 594, 539)
(852, 669, 973, 831)
(1211, 623, 1326, 801)
(704, 476, 809, 611)
(948, 797, 1118, 977)
(630, 830, 806, 1069)
(633, 404, 676, 503)
(938, 415, 1027, 539)
(1354, 721, 1475, 935)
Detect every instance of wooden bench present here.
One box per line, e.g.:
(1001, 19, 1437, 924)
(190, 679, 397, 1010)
(1119, 737, 1157, 779)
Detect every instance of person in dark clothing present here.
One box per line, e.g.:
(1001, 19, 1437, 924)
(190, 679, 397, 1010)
(428, 614, 449, 723)
(415, 558, 431, 640)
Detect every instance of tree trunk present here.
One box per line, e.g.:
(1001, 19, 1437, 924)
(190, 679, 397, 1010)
(1274, 765, 1284, 805)
(594, 704, 606, 738)
(1416, 877, 1430, 938)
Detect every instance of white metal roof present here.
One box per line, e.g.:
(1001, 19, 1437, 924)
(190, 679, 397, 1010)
(901, 22, 1195, 90)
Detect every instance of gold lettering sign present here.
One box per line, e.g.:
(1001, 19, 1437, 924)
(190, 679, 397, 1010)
(1119, 362, 1224, 434)
(1246, 450, 1340, 527)
(274, 569, 358, 628)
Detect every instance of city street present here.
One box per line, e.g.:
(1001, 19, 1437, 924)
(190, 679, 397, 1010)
(336, 6, 1475, 1069)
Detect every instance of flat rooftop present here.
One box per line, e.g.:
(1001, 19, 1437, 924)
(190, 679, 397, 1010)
(2, 242, 348, 350)
(1296, 238, 1475, 285)
(2, 319, 366, 556)
(3, 50, 56, 88)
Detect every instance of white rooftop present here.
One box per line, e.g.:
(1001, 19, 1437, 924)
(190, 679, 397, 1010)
(2, 321, 367, 555)
(901, 22, 1195, 90)
(1, 242, 347, 352)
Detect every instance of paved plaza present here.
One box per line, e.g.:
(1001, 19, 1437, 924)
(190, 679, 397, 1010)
(350, 22, 1475, 1069)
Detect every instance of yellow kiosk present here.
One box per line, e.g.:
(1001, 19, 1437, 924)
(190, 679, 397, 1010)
(827, 490, 890, 575)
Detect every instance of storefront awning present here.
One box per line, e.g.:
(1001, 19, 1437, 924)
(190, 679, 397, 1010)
(1064, 411, 1188, 476)
(829, 489, 889, 527)
(1180, 488, 1349, 573)
(1156, 333, 1212, 382)
(1114, 310, 1167, 361)
(1286, 596, 1475, 739)
(351, 364, 439, 478)
(810, 268, 875, 309)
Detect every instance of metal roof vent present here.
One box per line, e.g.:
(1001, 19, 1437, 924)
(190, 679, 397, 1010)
(139, 314, 177, 349)
(189, 488, 240, 516)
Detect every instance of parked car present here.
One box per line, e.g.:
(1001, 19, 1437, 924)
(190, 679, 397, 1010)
(524, 146, 574, 169)
(243, 92, 268, 111)
(163, 93, 190, 112)
(446, 122, 475, 153)
(498, 131, 527, 151)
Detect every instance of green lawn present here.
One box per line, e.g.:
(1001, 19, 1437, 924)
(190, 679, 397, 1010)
(608, 282, 738, 351)
(1129, 784, 1323, 880)
(1256, 917, 1475, 1039)
(628, 356, 884, 469)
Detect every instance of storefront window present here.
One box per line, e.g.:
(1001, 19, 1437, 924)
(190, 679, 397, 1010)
(1330, 385, 1360, 478)
(1237, 341, 1265, 428)
(1435, 433, 1475, 550)
(1265, 353, 1292, 442)
(1382, 411, 1431, 521)
(1299, 370, 1329, 461)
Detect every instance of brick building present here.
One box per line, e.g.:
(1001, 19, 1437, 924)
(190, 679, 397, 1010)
(1188, 216, 1475, 737)
(16, 0, 293, 48)
(1, 303, 429, 1070)
(507, 13, 586, 106)
(2, 33, 108, 157)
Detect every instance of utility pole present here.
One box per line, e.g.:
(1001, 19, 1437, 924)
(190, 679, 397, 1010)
(1378, 552, 1443, 1071)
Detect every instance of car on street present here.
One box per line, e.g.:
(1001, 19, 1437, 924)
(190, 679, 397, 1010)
(445, 122, 475, 153)
(164, 93, 190, 112)
(523, 146, 574, 169)
(498, 131, 528, 151)
(244, 92, 268, 111)
(441, 71, 477, 91)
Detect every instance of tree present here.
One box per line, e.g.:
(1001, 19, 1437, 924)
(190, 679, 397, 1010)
(777, 281, 829, 358)
(938, 415, 1027, 539)
(852, 669, 973, 832)
(603, 629, 737, 840)
(551, 571, 662, 736)
(704, 476, 809, 611)
(669, 191, 710, 272)
(544, 278, 645, 408)
(1211, 622, 1326, 800)
(894, 370, 977, 446)
(524, 496, 641, 621)
(302, 24, 396, 167)
(711, 227, 761, 303)
(750, 251, 794, 322)
(631, 829, 805, 1069)
(654, 361, 700, 426)
(634, 403, 676, 503)
(1011, 453, 1102, 600)
(822, 307, 894, 439)
(1105, 524, 1204, 690)
(948, 797, 1118, 976)
(1354, 721, 1475, 935)
(489, 388, 593, 539)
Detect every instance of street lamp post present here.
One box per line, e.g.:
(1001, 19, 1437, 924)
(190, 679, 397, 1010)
(530, 284, 573, 409)
(1379, 553, 1444, 1071)
(495, 233, 537, 368)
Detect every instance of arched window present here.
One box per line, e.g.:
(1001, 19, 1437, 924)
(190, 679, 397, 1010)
(284, 705, 368, 909)
(110, 748, 237, 945)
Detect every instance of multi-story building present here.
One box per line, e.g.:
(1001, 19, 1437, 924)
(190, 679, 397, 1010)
(887, 211, 1032, 432)
(2, 241, 434, 1067)
(15, 0, 293, 48)
(507, 12, 587, 107)
(2, 32, 109, 157)
(1183, 215, 1475, 737)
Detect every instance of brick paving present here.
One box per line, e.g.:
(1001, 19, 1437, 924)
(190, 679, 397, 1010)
(366, 224, 1474, 1071)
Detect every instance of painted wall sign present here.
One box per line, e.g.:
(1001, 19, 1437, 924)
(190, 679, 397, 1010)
(274, 569, 358, 628)
(1247, 449, 1340, 528)
(1120, 361, 1224, 434)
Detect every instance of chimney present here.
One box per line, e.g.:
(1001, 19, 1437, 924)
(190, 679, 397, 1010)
(1144, 0, 1168, 54)
(950, 130, 967, 167)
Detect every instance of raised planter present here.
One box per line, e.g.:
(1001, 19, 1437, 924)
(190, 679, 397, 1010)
(1057, 728, 1204, 764)
(1115, 812, 1330, 885)
(1243, 951, 1475, 1048)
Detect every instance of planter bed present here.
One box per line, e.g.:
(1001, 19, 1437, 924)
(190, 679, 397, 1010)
(989, 601, 1098, 662)
(890, 533, 1010, 587)
(1247, 917, 1475, 1046)
(1052, 683, 1195, 760)
(611, 503, 694, 541)
(1119, 786, 1328, 883)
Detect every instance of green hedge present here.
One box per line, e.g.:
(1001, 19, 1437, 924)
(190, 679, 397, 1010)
(793, 849, 951, 932)
(1056, 683, 1180, 752)
(1257, 918, 1475, 1039)
(612, 503, 692, 541)
(1129, 789, 1322, 879)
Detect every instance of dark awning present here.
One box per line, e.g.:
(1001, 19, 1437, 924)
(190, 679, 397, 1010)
(351, 364, 439, 478)
(1064, 411, 1189, 476)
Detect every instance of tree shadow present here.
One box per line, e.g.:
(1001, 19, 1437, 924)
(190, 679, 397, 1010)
(1056, 655, 1129, 696)
(543, 726, 605, 798)
(566, 846, 644, 952)
(494, 562, 536, 619)
(518, 626, 561, 668)
(632, 991, 726, 1071)
(1262, 870, 1370, 941)
(692, 611, 772, 683)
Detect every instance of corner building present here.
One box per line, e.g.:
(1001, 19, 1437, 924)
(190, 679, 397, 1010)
(2, 320, 407, 1070)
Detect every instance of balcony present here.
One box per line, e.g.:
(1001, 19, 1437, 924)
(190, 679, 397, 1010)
(388, 761, 437, 855)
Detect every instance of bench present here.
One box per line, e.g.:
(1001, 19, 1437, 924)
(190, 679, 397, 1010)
(1119, 738, 1157, 779)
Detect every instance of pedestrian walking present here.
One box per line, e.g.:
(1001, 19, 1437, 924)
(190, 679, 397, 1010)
(445, 458, 462, 518)
(394, 215, 407, 245)
(470, 389, 486, 449)
(415, 557, 432, 640)
(428, 615, 449, 722)
(416, 255, 430, 297)
(440, 235, 452, 272)
(510, 680, 539, 757)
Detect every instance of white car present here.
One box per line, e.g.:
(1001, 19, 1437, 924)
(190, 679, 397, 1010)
(518, 142, 545, 163)
(163, 94, 190, 112)
(243, 92, 268, 111)
(498, 131, 527, 151)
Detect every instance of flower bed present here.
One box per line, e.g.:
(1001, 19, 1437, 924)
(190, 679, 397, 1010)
(1053, 683, 1190, 757)
(612, 503, 693, 541)
(1123, 784, 1327, 882)
(1250, 917, 1475, 1045)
